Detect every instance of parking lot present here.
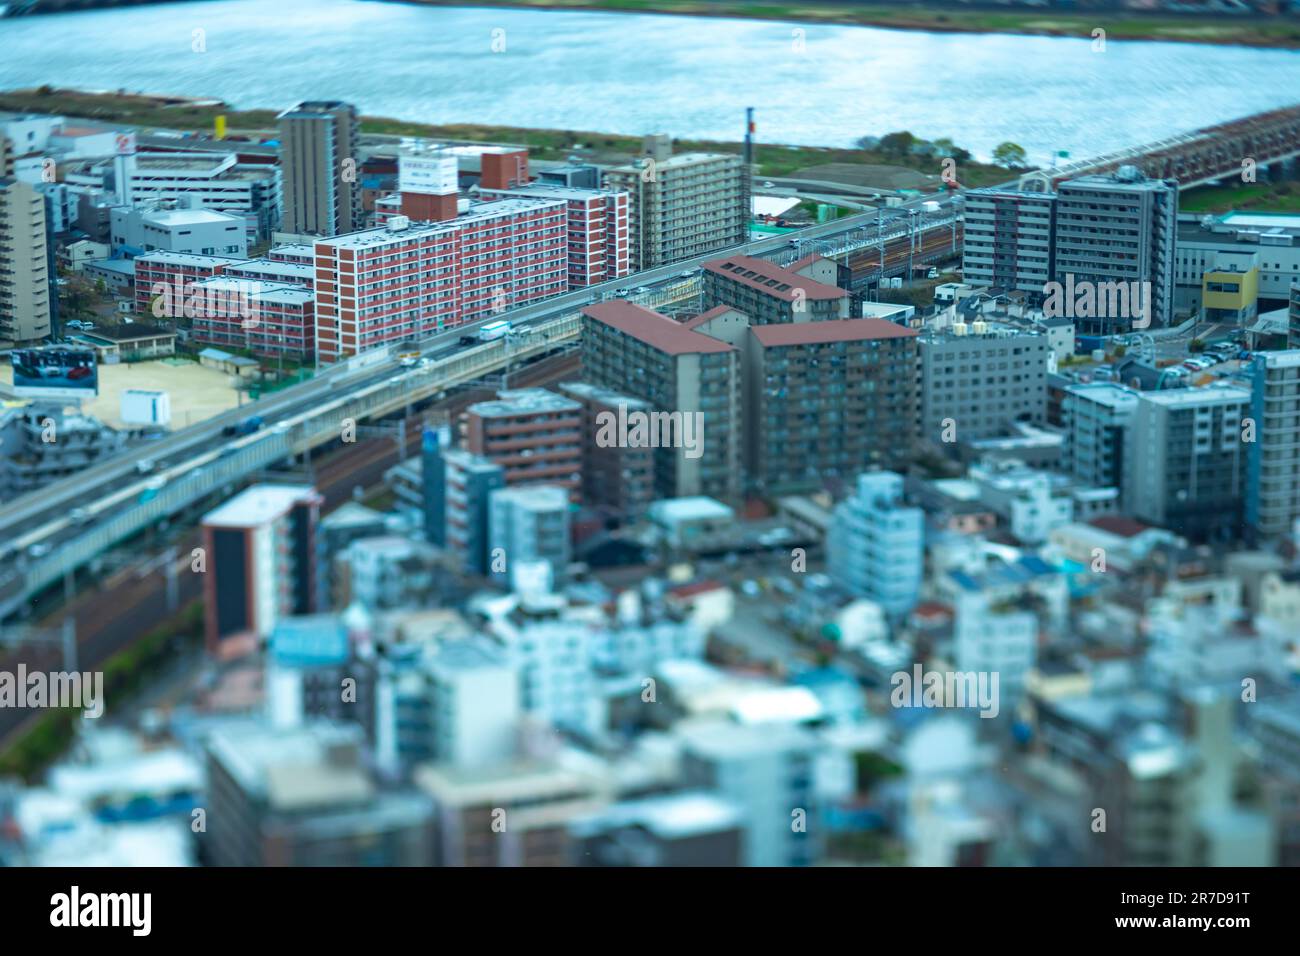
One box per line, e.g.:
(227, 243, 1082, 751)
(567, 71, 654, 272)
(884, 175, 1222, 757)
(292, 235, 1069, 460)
(0, 358, 244, 428)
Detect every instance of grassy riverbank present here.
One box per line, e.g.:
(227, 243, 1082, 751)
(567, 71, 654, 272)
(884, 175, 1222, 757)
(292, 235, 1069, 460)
(388, 0, 1300, 49)
(0, 87, 1018, 186)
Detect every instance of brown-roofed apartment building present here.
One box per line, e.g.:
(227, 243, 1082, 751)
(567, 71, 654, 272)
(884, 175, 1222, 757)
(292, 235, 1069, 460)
(702, 254, 850, 325)
(581, 301, 742, 503)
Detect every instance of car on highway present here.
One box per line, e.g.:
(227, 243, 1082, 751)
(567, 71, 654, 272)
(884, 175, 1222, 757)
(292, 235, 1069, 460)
(222, 415, 264, 437)
(763, 181, 775, 188)
(135, 459, 156, 475)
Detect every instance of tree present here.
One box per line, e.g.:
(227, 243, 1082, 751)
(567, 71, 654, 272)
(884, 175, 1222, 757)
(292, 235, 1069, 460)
(878, 131, 916, 161)
(992, 141, 1029, 169)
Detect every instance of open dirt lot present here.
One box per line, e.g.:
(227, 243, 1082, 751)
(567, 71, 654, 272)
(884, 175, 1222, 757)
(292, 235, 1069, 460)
(0, 358, 243, 429)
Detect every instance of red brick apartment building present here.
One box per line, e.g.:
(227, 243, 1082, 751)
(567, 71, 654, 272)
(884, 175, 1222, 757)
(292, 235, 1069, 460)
(312, 199, 567, 363)
(463, 388, 584, 500)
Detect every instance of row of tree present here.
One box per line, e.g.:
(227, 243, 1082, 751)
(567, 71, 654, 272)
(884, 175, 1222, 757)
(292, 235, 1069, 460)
(857, 130, 1028, 169)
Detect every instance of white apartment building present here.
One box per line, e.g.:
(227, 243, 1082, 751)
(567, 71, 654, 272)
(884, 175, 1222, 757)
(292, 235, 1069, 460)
(603, 136, 750, 271)
(677, 720, 821, 867)
(488, 484, 571, 591)
(828, 471, 924, 616)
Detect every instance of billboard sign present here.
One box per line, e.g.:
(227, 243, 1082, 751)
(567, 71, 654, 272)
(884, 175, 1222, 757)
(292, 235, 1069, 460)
(10, 347, 99, 400)
(399, 150, 457, 196)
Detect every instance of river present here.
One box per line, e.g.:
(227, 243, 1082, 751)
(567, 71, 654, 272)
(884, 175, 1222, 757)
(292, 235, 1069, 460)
(1, 0, 1298, 161)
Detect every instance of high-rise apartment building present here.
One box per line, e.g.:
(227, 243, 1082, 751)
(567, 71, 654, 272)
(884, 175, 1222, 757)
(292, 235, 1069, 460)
(917, 322, 1051, 445)
(602, 136, 749, 271)
(443, 448, 506, 576)
(961, 185, 1056, 296)
(464, 388, 583, 499)
(745, 319, 918, 492)
(1055, 167, 1178, 334)
(962, 167, 1178, 332)
(581, 300, 742, 502)
(312, 200, 567, 362)
(0, 136, 53, 345)
(828, 471, 924, 617)
(1129, 385, 1249, 541)
(1060, 381, 1140, 496)
(554, 382, 655, 521)
(701, 254, 850, 325)
(488, 484, 572, 589)
(479, 183, 630, 288)
(200, 484, 323, 652)
(277, 101, 362, 237)
(1246, 349, 1300, 540)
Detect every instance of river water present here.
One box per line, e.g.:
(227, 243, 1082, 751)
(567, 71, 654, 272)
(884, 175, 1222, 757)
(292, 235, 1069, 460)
(1, 0, 1298, 162)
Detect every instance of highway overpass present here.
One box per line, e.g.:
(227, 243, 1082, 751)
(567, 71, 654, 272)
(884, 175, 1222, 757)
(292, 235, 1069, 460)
(0, 193, 962, 620)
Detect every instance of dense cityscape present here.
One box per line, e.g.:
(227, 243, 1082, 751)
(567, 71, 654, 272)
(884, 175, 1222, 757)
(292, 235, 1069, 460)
(0, 0, 1298, 899)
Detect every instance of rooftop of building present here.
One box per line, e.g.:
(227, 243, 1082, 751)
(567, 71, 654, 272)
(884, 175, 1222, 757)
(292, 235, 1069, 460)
(78, 322, 174, 342)
(648, 496, 735, 523)
(1089, 515, 1152, 539)
(129, 207, 245, 227)
(703, 254, 846, 303)
(224, 258, 314, 282)
(467, 387, 581, 419)
(196, 347, 259, 366)
(1138, 383, 1249, 407)
(131, 152, 235, 172)
(268, 243, 314, 259)
(319, 501, 386, 531)
(946, 553, 1059, 593)
(604, 151, 740, 173)
(555, 380, 651, 410)
(1058, 167, 1174, 193)
(317, 197, 566, 250)
(681, 305, 745, 331)
(81, 258, 136, 276)
(205, 719, 372, 809)
(413, 758, 592, 807)
(582, 301, 734, 356)
(269, 615, 351, 668)
(251, 286, 314, 306)
(478, 182, 621, 201)
(193, 275, 304, 298)
(442, 446, 503, 472)
(750, 317, 917, 348)
(675, 718, 817, 758)
(133, 251, 246, 268)
(427, 637, 508, 673)
(1064, 380, 1142, 406)
(570, 791, 744, 840)
(202, 483, 318, 528)
(489, 483, 571, 510)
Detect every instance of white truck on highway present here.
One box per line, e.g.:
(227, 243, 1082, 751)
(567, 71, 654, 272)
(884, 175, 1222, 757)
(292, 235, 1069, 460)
(474, 319, 512, 343)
